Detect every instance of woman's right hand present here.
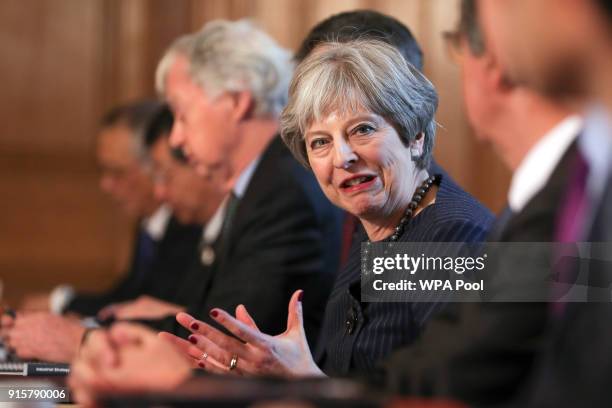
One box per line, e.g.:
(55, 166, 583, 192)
(163, 290, 327, 379)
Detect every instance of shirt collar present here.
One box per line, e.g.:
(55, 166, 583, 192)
(202, 198, 227, 245)
(580, 105, 612, 202)
(508, 115, 582, 213)
(142, 205, 171, 241)
(202, 155, 262, 244)
(232, 156, 261, 198)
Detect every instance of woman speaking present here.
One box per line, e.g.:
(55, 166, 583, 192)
(173, 39, 493, 378)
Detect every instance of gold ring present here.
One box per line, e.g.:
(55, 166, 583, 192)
(201, 352, 208, 361)
(229, 355, 238, 370)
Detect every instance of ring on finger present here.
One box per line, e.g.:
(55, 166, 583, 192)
(200, 352, 208, 361)
(229, 355, 238, 371)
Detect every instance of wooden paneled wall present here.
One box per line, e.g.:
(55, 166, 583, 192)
(0, 0, 510, 305)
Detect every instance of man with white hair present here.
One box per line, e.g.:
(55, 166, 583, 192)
(157, 20, 293, 187)
(100, 20, 342, 344)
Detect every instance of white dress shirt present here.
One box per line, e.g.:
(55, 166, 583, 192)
(508, 115, 583, 213)
(144, 204, 171, 240)
(200, 157, 262, 258)
(580, 105, 612, 226)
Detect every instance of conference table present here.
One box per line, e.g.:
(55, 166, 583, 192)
(0, 369, 467, 407)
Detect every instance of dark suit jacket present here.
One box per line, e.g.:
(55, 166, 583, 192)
(66, 216, 202, 316)
(151, 137, 343, 348)
(376, 142, 578, 406)
(525, 173, 612, 408)
(526, 303, 612, 408)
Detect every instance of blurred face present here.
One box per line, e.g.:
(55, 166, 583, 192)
(165, 55, 239, 183)
(149, 137, 223, 224)
(453, 39, 512, 166)
(477, 0, 594, 98)
(305, 109, 422, 221)
(457, 43, 496, 141)
(97, 126, 158, 217)
(452, 36, 529, 170)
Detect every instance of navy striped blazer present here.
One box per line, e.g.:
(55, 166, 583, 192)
(314, 170, 494, 376)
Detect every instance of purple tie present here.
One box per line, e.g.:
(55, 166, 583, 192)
(552, 151, 589, 314)
(555, 152, 589, 243)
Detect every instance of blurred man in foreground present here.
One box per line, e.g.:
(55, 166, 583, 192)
(377, 1, 582, 405)
(477, 0, 612, 406)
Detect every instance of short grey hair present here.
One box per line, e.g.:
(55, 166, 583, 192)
(280, 39, 438, 169)
(156, 19, 293, 117)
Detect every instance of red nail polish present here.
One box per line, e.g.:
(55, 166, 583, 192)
(209, 310, 218, 318)
(188, 335, 197, 344)
(198, 362, 205, 368)
(190, 322, 199, 330)
(298, 291, 304, 302)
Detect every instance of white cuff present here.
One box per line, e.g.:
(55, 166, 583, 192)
(49, 285, 75, 315)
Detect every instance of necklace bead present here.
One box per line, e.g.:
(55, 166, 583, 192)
(383, 174, 439, 243)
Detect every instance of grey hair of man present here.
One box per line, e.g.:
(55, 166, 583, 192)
(155, 19, 293, 118)
(281, 39, 438, 169)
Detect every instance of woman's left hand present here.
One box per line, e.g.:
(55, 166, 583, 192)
(163, 290, 326, 379)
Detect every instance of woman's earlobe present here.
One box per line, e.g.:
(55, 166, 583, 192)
(409, 133, 425, 159)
